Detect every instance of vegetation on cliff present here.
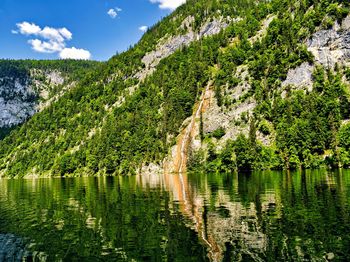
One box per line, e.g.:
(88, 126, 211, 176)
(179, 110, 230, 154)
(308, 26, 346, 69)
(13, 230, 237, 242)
(0, 0, 350, 177)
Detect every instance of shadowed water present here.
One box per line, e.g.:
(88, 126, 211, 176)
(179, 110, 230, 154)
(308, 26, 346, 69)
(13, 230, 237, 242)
(0, 169, 349, 261)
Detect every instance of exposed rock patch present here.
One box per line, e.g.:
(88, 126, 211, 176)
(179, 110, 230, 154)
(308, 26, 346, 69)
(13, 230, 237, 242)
(0, 99, 35, 128)
(0, 233, 32, 261)
(229, 65, 251, 100)
(141, 163, 163, 176)
(281, 62, 314, 96)
(199, 18, 228, 37)
(281, 15, 350, 93)
(307, 16, 350, 68)
(249, 15, 276, 44)
(0, 77, 36, 128)
(0, 70, 69, 129)
(342, 119, 350, 126)
(45, 71, 65, 86)
(180, 16, 195, 30)
(257, 130, 272, 147)
(342, 14, 350, 30)
(203, 96, 256, 146)
(135, 16, 234, 80)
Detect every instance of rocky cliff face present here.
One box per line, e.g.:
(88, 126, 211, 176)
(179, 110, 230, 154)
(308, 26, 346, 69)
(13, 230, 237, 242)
(282, 14, 350, 92)
(135, 16, 239, 80)
(0, 76, 35, 128)
(0, 233, 32, 261)
(307, 16, 350, 68)
(0, 69, 68, 129)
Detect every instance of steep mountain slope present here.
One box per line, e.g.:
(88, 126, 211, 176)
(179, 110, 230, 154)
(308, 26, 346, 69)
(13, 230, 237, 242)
(0, 60, 100, 139)
(190, 2, 350, 172)
(0, 0, 350, 178)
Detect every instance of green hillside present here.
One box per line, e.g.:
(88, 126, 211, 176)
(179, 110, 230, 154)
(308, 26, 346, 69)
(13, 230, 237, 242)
(0, 0, 350, 177)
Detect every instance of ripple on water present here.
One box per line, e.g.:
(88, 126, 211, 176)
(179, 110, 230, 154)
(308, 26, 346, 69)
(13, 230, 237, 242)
(0, 171, 350, 261)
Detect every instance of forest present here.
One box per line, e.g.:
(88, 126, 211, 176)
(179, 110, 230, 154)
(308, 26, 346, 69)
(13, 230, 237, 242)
(0, 0, 350, 177)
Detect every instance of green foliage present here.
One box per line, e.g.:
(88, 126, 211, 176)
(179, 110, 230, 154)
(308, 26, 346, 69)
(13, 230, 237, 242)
(271, 69, 349, 168)
(339, 123, 350, 150)
(345, 67, 350, 81)
(1, 0, 259, 177)
(0, 59, 101, 81)
(1, 0, 350, 177)
(339, 148, 350, 168)
(234, 134, 255, 171)
(210, 127, 226, 139)
(258, 120, 271, 135)
(190, 0, 350, 173)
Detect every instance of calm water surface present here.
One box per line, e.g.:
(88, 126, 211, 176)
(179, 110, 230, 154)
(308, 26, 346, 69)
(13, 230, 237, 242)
(0, 169, 350, 261)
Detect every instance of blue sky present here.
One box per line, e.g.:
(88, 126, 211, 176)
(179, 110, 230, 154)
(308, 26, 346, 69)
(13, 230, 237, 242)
(0, 0, 186, 61)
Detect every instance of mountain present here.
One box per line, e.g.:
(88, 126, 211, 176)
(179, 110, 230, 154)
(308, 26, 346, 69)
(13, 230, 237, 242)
(0, 0, 350, 178)
(0, 60, 100, 139)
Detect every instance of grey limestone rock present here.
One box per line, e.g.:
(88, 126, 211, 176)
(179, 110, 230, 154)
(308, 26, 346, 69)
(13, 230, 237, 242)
(307, 16, 350, 68)
(0, 70, 67, 129)
(0, 233, 32, 262)
(135, 16, 233, 80)
(282, 62, 314, 94)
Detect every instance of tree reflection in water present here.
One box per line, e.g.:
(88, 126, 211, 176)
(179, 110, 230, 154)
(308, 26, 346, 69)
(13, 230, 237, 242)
(0, 169, 349, 261)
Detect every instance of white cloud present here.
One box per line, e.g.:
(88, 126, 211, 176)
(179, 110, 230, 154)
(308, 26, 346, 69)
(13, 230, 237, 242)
(107, 9, 117, 18)
(28, 39, 64, 53)
(150, 0, 186, 10)
(59, 28, 73, 40)
(139, 26, 148, 32)
(16, 22, 41, 35)
(59, 47, 91, 60)
(15, 22, 72, 44)
(13, 21, 91, 59)
(107, 7, 122, 19)
(40, 27, 69, 43)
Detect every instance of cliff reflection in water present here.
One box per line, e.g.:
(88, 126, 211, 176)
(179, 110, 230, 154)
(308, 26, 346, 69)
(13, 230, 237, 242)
(0, 170, 349, 261)
(138, 172, 276, 261)
(138, 169, 350, 261)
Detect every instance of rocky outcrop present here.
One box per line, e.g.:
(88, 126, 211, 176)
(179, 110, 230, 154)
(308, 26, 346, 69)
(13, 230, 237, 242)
(135, 16, 236, 80)
(307, 15, 350, 68)
(0, 70, 68, 129)
(0, 233, 31, 261)
(140, 163, 163, 176)
(249, 15, 275, 44)
(0, 76, 36, 128)
(281, 15, 350, 92)
(281, 62, 314, 96)
(227, 65, 251, 101)
(45, 71, 65, 86)
(202, 94, 256, 150)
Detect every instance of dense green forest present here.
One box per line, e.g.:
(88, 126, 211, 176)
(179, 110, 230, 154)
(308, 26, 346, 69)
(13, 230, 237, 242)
(0, 59, 101, 82)
(0, 0, 350, 177)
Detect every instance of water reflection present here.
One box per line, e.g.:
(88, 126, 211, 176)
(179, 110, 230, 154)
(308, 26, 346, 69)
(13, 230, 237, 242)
(139, 172, 274, 261)
(0, 169, 349, 261)
(138, 169, 350, 261)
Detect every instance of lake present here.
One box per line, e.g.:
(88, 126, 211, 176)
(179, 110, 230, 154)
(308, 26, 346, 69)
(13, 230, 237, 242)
(0, 169, 349, 261)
